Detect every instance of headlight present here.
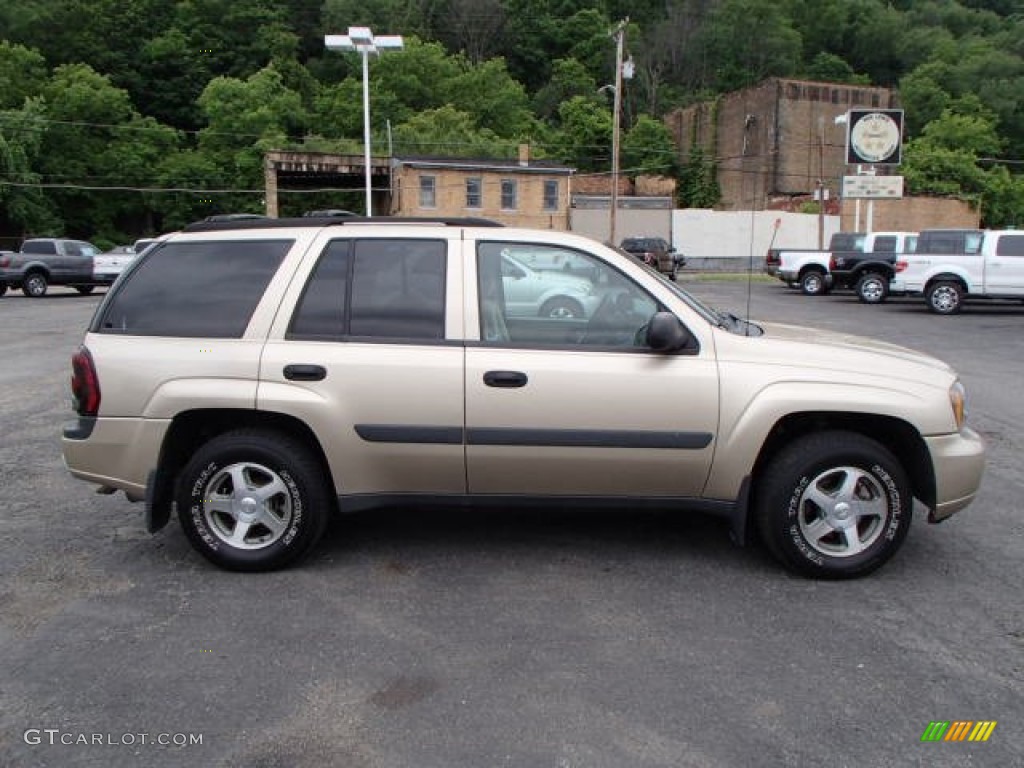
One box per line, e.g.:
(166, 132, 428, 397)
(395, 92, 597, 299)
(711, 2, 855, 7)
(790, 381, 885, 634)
(949, 380, 967, 430)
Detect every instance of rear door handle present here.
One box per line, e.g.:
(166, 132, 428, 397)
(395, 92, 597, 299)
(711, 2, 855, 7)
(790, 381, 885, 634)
(284, 364, 326, 381)
(484, 370, 528, 388)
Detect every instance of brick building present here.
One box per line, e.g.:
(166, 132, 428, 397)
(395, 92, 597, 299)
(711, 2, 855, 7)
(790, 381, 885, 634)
(665, 78, 899, 211)
(390, 146, 574, 229)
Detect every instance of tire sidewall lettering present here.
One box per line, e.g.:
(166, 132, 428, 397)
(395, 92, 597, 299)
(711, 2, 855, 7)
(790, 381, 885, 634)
(185, 457, 306, 554)
(786, 460, 903, 566)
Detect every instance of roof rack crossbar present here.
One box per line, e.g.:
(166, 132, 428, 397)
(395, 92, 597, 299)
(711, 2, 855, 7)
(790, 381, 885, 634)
(181, 216, 504, 233)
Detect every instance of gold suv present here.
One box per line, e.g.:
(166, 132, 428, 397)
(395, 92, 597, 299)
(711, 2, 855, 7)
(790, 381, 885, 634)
(62, 217, 985, 577)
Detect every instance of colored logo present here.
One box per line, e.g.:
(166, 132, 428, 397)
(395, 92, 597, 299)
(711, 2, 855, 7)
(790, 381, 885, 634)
(921, 721, 997, 742)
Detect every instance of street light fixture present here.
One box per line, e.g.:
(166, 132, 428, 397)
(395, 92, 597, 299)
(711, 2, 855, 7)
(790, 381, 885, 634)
(325, 27, 404, 217)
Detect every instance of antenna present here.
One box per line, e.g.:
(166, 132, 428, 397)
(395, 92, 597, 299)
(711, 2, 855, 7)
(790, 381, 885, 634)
(743, 115, 760, 335)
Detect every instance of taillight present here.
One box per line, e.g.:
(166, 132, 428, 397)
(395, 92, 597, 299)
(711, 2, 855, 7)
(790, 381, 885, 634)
(894, 260, 907, 273)
(0, 255, 10, 267)
(71, 346, 100, 416)
(829, 256, 837, 270)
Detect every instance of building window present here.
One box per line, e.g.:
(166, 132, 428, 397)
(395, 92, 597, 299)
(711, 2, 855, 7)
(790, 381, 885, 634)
(500, 179, 517, 210)
(466, 177, 482, 209)
(419, 175, 436, 208)
(543, 180, 559, 212)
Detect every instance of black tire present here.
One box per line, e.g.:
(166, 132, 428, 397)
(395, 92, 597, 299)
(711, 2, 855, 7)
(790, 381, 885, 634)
(755, 431, 912, 579)
(855, 272, 888, 304)
(175, 429, 332, 572)
(22, 272, 48, 298)
(75, 285, 95, 295)
(540, 296, 583, 319)
(926, 280, 964, 315)
(799, 269, 827, 296)
(0, 281, 7, 297)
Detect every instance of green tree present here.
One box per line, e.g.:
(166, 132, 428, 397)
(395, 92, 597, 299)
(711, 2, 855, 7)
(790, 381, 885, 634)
(0, 99, 59, 235)
(0, 42, 49, 109)
(552, 95, 611, 172)
(197, 66, 308, 203)
(677, 145, 720, 208)
(699, 0, 802, 91)
(392, 106, 507, 157)
(803, 53, 871, 85)
(621, 116, 677, 177)
(38, 64, 180, 241)
(533, 58, 600, 122)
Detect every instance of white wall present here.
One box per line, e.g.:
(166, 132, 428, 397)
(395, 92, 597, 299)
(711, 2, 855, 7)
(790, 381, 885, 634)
(671, 209, 840, 259)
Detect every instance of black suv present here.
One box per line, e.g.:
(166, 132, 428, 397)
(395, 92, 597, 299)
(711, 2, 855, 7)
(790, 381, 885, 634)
(619, 237, 686, 280)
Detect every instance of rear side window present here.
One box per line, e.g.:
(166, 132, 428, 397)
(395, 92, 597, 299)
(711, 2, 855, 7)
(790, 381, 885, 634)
(872, 236, 896, 253)
(22, 240, 56, 255)
(995, 234, 1024, 256)
(289, 238, 446, 341)
(96, 240, 291, 337)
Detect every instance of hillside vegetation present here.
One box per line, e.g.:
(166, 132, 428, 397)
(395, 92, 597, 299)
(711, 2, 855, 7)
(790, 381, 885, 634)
(0, 0, 1021, 243)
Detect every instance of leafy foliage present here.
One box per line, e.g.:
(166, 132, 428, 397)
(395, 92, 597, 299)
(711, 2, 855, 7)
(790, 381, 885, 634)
(0, 0, 1022, 241)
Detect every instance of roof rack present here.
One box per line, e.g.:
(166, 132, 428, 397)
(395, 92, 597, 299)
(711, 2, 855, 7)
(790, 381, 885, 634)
(181, 216, 504, 233)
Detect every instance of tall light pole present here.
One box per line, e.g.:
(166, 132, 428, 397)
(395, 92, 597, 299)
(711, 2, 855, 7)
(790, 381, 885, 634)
(608, 18, 629, 246)
(325, 27, 404, 217)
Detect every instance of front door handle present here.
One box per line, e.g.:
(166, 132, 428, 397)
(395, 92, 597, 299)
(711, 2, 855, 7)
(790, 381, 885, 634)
(284, 364, 326, 381)
(484, 370, 528, 388)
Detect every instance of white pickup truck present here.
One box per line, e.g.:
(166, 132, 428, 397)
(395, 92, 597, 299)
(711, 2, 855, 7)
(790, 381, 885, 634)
(764, 232, 862, 295)
(891, 229, 1024, 314)
(765, 231, 916, 297)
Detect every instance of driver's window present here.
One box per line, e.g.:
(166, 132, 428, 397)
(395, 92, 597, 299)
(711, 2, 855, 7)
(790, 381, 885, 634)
(477, 241, 659, 349)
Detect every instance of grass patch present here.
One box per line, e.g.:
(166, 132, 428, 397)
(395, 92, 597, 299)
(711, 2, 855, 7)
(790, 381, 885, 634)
(679, 272, 775, 283)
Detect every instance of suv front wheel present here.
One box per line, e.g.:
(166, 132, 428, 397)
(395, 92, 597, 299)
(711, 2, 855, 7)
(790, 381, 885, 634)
(755, 431, 912, 579)
(175, 429, 331, 571)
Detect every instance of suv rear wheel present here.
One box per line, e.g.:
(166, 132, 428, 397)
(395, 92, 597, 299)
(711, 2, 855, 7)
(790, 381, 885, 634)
(175, 429, 331, 571)
(0, 281, 7, 297)
(755, 431, 912, 579)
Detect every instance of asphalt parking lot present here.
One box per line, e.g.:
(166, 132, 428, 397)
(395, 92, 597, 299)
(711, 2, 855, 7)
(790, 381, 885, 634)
(1, 281, 1021, 767)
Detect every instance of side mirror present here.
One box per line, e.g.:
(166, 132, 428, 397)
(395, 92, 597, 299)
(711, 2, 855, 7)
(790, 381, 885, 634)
(645, 311, 693, 353)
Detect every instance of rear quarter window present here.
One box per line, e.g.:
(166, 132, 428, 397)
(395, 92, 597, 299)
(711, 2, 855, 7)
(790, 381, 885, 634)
(95, 239, 292, 337)
(21, 241, 56, 255)
(995, 234, 1024, 257)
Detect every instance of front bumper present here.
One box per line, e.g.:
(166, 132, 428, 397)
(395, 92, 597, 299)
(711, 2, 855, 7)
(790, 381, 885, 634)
(925, 427, 986, 522)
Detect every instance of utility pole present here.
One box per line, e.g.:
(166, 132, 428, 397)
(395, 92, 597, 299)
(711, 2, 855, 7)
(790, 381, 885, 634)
(609, 18, 628, 247)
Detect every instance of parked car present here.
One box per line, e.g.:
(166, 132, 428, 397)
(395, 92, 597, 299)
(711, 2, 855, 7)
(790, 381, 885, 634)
(0, 238, 102, 297)
(303, 209, 358, 218)
(619, 237, 685, 280)
(92, 245, 138, 285)
(501, 244, 594, 277)
(61, 216, 984, 578)
(500, 253, 600, 319)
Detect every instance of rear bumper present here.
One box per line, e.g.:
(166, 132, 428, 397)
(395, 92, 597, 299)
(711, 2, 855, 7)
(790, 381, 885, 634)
(925, 427, 986, 522)
(62, 416, 170, 498)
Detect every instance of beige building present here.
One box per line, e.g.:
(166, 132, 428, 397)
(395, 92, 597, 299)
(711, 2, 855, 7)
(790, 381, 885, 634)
(390, 150, 574, 229)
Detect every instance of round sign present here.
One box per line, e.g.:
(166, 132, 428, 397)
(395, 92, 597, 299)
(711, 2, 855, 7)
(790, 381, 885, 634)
(850, 112, 901, 164)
